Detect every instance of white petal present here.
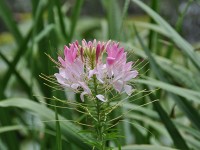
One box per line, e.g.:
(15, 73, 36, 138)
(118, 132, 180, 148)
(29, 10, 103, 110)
(124, 85, 133, 96)
(78, 82, 91, 94)
(71, 83, 79, 89)
(124, 62, 133, 71)
(55, 73, 65, 84)
(89, 69, 97, 78)
(96, 94, 106, 102)
(59, 68, 65, 77)
(96, 64, 106, 83)
(124, 70, 138, 81)
(80, 92, 88, 102)
(96, 76, 104, 83)
(54, 73, 70, 88)
(112, 73, 123, 82)
(107, 67, 113, 78)
(74, 58, 84, 74)
(113, 80, 123, 92)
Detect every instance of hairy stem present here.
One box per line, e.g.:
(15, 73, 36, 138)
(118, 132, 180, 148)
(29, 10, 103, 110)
(93, 76, 106, 150)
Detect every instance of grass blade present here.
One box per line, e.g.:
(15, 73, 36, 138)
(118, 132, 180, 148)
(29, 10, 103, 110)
(0, 30, 32, 99)
(148, 0, 159, 52)
(0, 52, 31, 96)
(48, 42, 62, 150)
(175, 0, 192, 34)
(54, 0, 69, 42)
(114, 144, 178, 150)
(0, 125, 23, 134)
(133, 26, 190, 149)
(134, 25, 200, 131)
(0, 0, 22, 44)
(120, 0, 130, 31)
(131, 0, 200, 70)
(69, 0, 84, 41)
(135, 78, 200, 104)
(103, 0, 122, 39)
(0, 98, 91, 149)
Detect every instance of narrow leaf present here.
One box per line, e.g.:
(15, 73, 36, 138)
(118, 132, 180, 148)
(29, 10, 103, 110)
(0, 98, 91, 149)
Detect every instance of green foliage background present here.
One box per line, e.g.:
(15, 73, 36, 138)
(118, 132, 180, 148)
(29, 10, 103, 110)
(0, 0, 200, 149)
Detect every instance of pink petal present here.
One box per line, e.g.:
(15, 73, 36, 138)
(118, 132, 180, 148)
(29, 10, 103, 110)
(72, 47, 77, 60)
(70, 59, 84, 77)
(58, 56, 65, 67)
(82, 39, 87, 47)
(88, 41, 92, 47)
(110, 45, 118, 57)
(75, 40, 79, 47)
(64, 46, 69, 57)
(96, 43, 101, 62)
(105, 40, 111, 49)
(116, 47, 124, 60)
(67, 45, 74, 63)
(80, 47, 84, 62)
(107, 57, 115, 66)
(100, 44, 105, 53)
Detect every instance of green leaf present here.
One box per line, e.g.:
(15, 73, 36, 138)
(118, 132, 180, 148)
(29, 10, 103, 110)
(134, 23, 200, 131)
(126, 44, 200, 90)
(114, 144, 178, 150)
(175, 0, 192, 34)
(69, 0, 84, 41)
(48, 38, 62, 150)
(176, 122, 200, 140)
(0, 125, 23, 134)
(134, 22, 169, 37)
(35, 24, 55, 43)
(54, 0, 69, 42)
(155, 56, 200, 90)
(133, 26, 190, 150)
(0, 28, 32, 99)
(126, 113, 168, 136)
(103, 0, 122, 39)
(131, 0, 200, 70)
(120, 0, 130, 31)
(0, 0, 23, 44)
(135, 78, 200, 104)
(0, 52, 31, 96)
(0, 98, 91, 149)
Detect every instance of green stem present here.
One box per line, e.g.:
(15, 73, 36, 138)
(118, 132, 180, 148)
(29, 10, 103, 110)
(93, 76, 106, 150)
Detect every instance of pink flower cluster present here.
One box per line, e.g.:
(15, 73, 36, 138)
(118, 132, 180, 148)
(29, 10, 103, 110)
(55, 39, 138, 102)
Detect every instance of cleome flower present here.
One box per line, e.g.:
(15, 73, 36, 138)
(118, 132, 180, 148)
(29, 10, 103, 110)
(54, 39, 138, 102)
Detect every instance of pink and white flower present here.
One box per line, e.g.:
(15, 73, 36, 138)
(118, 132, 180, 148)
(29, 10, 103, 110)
(54, 39, 138, 102)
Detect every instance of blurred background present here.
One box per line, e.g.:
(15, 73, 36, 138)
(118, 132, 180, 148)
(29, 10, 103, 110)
(0, 0, 200, 150)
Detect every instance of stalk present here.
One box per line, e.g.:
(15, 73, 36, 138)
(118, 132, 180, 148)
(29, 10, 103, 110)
(93, 75, 106, 150)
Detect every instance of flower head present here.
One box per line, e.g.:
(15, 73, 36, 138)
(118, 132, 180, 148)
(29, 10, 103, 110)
(54, 39, 138, 101)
